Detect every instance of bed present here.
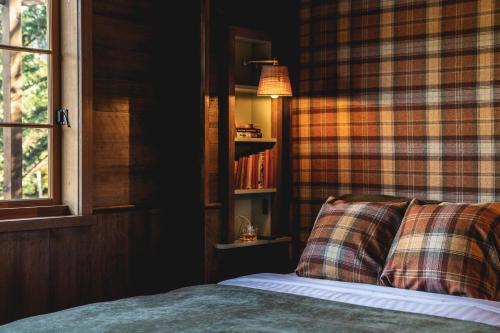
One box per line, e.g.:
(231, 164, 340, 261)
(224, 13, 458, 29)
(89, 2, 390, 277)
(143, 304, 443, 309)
(1, 197, 498, 332)
(0, 273, 498, 332)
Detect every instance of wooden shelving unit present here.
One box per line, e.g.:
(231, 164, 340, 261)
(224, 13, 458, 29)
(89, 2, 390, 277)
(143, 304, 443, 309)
(223, 27, 284, 244)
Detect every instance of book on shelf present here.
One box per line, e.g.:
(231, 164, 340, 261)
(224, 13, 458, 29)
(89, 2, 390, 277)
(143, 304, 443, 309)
(234, 149, 274, 190)
(236, 132, 262, 138)
(236, 124, 262, 138)
(236, 128, 261, 133)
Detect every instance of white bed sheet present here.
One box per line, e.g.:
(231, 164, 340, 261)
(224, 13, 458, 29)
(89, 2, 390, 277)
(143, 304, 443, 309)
(219, 273, 500, 327)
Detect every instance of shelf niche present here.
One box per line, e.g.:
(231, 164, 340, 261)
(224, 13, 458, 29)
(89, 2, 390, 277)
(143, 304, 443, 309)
(235, 85, 272, 140)
(226, 27, 282, 245)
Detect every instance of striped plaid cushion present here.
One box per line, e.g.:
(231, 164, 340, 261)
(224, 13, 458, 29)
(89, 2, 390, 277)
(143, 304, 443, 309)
(380, 201, 500, 300)
(296, 198, 409, 284)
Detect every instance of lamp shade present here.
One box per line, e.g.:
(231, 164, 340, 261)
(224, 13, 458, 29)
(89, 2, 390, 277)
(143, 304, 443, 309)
(257, 65, 292, 98)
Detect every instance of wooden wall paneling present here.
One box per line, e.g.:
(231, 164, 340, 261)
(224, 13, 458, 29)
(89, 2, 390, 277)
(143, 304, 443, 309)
(49, 225, 93, 311)
(0, 231, 51, 323)
(93, 111, 130, 207)
(90, 213, 130, 301)
(93, 0, 152, 20)
(93, 14, 153, 52)
(93, 46, 151, 81)
(128, 110, 161, 206)
(204, 207, 221, 283)
(206, 97, 220, 203)
(15, 231, 51, 318)
(203, 4, 210, 205)
(93, 79, 154, 114)
(92, 110, 159, 207)
(127, 209, 150, 296)
(92, 2, 157, 209)
(145, 209, 167, 293)
(0, 233, 18, 323)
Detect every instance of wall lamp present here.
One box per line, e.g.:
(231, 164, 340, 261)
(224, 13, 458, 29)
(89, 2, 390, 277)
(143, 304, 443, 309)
(243, 59, 293, 99)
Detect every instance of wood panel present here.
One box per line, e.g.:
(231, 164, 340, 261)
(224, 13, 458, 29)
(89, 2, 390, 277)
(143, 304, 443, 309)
(204, 207, 221, 282)
(0, 230, 50, 322)
(89, 213, 130, 301)
(0, 209, 168, 325)
(92, 0, 157, 209)
(93, 0, 152, 20)
(49, 226, 93, 311)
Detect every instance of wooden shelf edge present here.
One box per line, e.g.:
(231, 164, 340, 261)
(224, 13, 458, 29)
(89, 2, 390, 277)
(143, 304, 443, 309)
(235, 138, 277, 143)
(215, 236, 291, 250)
(0, 215, 96, 233)
(234, 188, 277, 195)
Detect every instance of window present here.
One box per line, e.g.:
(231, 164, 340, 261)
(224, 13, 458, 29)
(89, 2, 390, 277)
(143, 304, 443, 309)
(0, 0, 59, 206)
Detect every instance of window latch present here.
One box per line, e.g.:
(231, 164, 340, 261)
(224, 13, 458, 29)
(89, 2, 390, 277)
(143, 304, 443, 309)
(56, 108, 71, 128)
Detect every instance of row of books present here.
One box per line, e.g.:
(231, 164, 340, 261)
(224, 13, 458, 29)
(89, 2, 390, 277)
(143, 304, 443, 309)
(236, 123, 262, 138)
(234, 149, 274, 189)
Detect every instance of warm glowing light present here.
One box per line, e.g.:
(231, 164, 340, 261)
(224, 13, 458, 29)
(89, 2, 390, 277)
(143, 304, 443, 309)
(257, 65, 293, 98)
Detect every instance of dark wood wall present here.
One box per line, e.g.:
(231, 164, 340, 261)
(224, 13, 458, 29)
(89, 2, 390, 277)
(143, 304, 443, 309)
(0, 0, 204, 324)
(93, 1, 158, 208)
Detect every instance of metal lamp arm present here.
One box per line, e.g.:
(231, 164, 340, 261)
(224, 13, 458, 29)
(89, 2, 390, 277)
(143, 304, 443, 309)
(242, 59, 279, 66)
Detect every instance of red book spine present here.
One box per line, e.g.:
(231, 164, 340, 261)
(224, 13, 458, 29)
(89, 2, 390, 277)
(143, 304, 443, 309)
(253, 154, 258, 188)
(269, 149, 274, 187)
(257, 152, 264, 189)
(238, 158, 243, 189)
(245, 156, 252, 189)
(234, 160, 238, 186)
(238, 157, 247, 188)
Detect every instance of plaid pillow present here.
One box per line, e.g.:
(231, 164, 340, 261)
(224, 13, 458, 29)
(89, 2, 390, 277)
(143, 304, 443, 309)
(380, 201, 500, 300)
(296, 198, 409, 284)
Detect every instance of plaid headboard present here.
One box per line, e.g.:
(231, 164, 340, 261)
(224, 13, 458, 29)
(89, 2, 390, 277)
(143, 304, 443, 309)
(292, 0, 500, 246)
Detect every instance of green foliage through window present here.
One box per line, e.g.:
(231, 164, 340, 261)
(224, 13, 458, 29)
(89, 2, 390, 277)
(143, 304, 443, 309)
(0, 3, 50, 200)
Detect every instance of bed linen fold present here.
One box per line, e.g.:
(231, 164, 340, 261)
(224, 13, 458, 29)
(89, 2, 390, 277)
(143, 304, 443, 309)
(220, 273, 500, 327)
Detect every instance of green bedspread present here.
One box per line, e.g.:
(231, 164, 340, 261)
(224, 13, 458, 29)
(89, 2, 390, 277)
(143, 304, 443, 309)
(0, 284, 497, 333)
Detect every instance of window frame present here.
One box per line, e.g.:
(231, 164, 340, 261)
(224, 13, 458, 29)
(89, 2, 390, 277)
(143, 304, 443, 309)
(0, 0, 60, 208)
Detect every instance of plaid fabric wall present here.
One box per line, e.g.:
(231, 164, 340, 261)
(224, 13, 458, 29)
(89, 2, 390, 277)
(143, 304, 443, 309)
(292, 0, 500, 247)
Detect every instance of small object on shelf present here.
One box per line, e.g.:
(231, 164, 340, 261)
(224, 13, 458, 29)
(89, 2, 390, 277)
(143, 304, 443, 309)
(237, 215, 258, 242)
(236, 132, 262, 138)
(236, 124, 262, 138)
